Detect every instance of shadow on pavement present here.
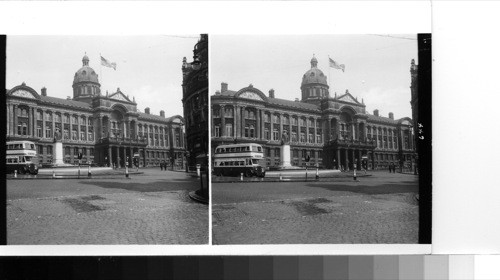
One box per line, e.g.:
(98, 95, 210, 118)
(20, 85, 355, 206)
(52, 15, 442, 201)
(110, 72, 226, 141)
(79, 180, 198, 193)
(303, 181, 418, 195)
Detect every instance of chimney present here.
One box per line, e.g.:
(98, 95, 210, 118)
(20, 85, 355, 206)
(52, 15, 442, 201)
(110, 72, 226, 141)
(215, 90, 221, 95)
(160, 110, 165, 117)
(145, 107, 150, 114)
(41, 87, 47, 96)
(269, 89, 275, 98)
(221, 82, 228, 93)
(374, 109, 379, 116)
(389, 112, 394, 119)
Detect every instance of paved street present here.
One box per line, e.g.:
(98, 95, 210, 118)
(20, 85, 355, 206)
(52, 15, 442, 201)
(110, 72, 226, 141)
(7, 168, 208, 245)
(212, 171, 419, 244)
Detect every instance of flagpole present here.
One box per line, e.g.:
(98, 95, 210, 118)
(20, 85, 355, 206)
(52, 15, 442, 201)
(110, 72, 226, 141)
(99, 53, 103, 88)
(328, 55, 331, 97)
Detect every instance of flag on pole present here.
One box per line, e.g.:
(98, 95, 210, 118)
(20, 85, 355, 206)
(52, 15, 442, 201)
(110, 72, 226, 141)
(329, 57, 345, 72)
(101, 56, 117, 70)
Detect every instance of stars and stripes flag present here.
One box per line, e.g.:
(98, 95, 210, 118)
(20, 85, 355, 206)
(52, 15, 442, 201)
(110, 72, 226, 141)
(101, 55, 117, 70)
(329, 57, 345, 72)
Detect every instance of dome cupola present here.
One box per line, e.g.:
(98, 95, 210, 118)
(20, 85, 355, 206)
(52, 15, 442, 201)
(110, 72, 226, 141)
(300, 55, 329, 105)
(72, 53, 101, 102)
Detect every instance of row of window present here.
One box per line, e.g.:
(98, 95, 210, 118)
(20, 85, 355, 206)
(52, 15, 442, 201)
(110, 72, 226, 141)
(213, 108, 321, 127)
(36, 145, 95, 157)
(213, 124, 323, 143)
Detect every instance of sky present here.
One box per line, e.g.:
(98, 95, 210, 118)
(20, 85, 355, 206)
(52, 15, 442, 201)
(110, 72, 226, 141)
(210, 34, 418, 120)
(7, 35, 200, 117)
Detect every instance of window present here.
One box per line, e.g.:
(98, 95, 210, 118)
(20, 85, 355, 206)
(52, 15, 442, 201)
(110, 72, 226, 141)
(264, 114, 270, 122)
(88, 117, 93, 126)
(316, 134, 322, 143)
(47, 145, 53, 155)
(74, 147, 79, 156)
(175, 133, 180, 147)
(273, 114, 279, 124)
(41, 124, 51, 138)
(88, 127, 94, 141)
(300, 132, 305, 143)
(299, 118, 305, 126)
(292, 131, 297, 142)
(264, 128, 270, 140)
(224, 107, 233, 117)
(80, 131, 86, 141)
(72, 128, 78, 140)
(37, 111, 43, 120)
(63, 114, 69, 123)
(214, 125, 220, 137)
(64, 147, 70, 157)
(308, 134, 314, 143)
(37, 124, 43, 138)
(72, 115, 78, 124)
(273, 129, 279, 141)
(37, 145, 44, 155)
(225, 124, 233, 137)
(213, 109, 220, 118)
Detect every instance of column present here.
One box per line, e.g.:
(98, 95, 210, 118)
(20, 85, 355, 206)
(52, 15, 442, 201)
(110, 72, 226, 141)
(240, 106, 246, 138)
(279, 113, 283, 140)
(127, 120, 131, 138)
(297, 115, 301, 142)
(99, 116, 103, 139)
(357, 150, 362, 170)
(344, 149, 349, 170)
(13, 105, 17, 135)
(233, 106, 237, 137)
(77, 116, 81, 141)
(210, 107, 215, 137)
(108, 146, 112, 166)
(314, 118, 318, 144)
(336, 149, 340, 169)
(220, 105, 225, 137)
(135, 121, 139, 139)
(270, 111, 274, 140)
(305, 117, 310, 143)
(256, 109, 261, 139)
(261, 111, 265, 140)
(52, 112, 55, 139)
(41, 110, 46, 138)
(351, 149, 355, 170)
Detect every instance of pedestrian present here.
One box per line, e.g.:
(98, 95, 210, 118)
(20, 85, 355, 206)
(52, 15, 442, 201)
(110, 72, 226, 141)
(160, 162, 164, 171)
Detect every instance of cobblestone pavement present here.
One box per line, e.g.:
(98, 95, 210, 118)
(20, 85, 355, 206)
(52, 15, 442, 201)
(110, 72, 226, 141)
(212, 171, 419, 244)
(7, 169, 208, 245)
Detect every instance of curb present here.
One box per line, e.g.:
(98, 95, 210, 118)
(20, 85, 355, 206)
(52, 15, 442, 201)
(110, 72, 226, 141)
(188, 191, 209, 204)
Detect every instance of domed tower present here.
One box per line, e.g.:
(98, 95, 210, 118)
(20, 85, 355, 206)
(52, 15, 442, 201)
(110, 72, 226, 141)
(72, 54, 101, 102)
(301, 55, 329, 106)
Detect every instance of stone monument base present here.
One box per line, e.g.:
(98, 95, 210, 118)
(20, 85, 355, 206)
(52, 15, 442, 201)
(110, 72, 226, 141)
(50, 141, 75, 167)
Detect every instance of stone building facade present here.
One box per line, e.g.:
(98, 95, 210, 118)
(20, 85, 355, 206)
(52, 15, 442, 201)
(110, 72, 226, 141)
(211, 56, 416, 170)
(182, 34, 208, 168)
(6, 55, 186, 168)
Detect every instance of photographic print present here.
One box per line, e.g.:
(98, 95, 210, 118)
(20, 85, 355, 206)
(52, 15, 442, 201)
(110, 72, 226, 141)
(5, 35, 209, 245)
(210, 34, 431, 244)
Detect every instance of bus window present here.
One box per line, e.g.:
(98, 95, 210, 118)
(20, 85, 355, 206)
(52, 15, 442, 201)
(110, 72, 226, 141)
(235, 147, 240, 152)
(30, 144, 35, 150)
(25, 156, 32, 162)
(252, 159, 259, 164)
(258, 147, 262, 152)
(245, 146, 250, 151)
(240, 161, 245, 166)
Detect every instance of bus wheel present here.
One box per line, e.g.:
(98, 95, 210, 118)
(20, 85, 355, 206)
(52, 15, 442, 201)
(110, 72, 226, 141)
(245, 170, 252, 177)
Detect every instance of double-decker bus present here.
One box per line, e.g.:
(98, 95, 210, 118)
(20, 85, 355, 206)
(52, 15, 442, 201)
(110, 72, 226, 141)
(213, 143, 265, 177)
(6, 141, 39, 175)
